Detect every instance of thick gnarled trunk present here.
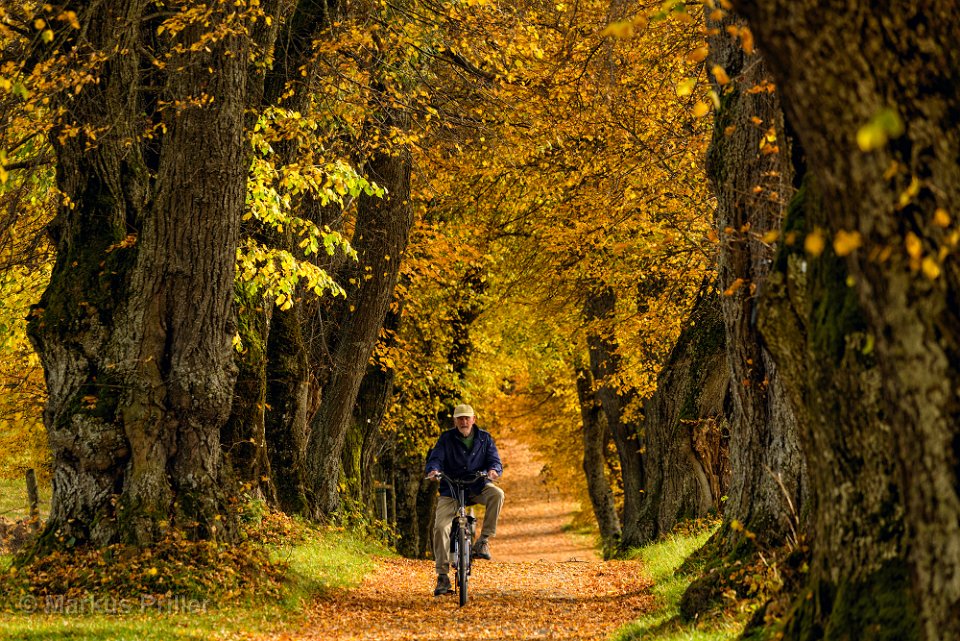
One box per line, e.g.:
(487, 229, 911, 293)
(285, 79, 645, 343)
(637, 284, 729, 544)
(734, 1, 960, 637)
(707, 15, 805, 547)
(27, 3, 248, 547)
(760, 176, 916, 638)
(307, 120, 414, 517)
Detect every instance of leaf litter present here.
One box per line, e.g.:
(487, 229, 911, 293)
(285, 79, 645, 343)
(255, 436, 655, 641)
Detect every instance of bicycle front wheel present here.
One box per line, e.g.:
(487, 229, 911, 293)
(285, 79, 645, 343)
(458, 523, 470, 607)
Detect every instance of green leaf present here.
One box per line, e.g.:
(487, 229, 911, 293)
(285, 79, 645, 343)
(856, 107, 904, 152)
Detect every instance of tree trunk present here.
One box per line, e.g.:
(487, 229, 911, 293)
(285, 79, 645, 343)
(707, 14, 806, 548)
(27, 2, 249, 547)
(245, 0, 340, 516)
(760, 175, 916, 639)
(581, 284, 646, 551)
(307, 110, 414, 517)
(265, 305, 316, 515)
(388, 443, 434, 559)
(637, 283, 729, 544)
(575, 361, 622, 554)
(448, 265, 486, 376)
(349, 298, 403, 516)
(733, 1, 960, 637)
(221, 291, 275, 503)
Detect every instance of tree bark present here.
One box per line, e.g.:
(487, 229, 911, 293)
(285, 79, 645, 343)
(760, 175, 916, 639)
(221, 291, 275, 502)
(637, 283, 729, 544)
(27, 2, 249, 547)
(307, 109, 414, 517)
(733, 1, 960, 637)
(581, 284, 646, 551)
(347, 297, 403, 516)
(575, 361, 622, 554)
(265, 305, 316, 515)
(707, 14, 806, 548)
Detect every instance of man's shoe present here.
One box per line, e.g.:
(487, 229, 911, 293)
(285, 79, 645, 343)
(434, 574, 452, 596)
(472, 537, 491, 560)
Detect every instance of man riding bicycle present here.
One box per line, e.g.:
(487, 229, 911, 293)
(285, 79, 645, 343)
(425, 403, 504, 597)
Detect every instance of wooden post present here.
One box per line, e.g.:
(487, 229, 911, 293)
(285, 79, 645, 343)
(25, 468, 40, 532)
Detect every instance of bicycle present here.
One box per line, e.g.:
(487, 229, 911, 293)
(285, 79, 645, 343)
(433, 471, 487, 607)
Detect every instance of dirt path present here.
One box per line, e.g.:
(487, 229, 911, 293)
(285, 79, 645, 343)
(492, 437, 599, 563)
(264, 436, 653, 641)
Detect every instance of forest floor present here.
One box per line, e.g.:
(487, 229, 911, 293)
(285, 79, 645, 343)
(257, 436, 657, 641)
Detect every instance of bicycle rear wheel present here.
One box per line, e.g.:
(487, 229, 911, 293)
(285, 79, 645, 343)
(458, 523, 469, 606)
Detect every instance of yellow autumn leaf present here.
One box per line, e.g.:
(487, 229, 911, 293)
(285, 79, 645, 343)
(856, 107, 905, 151)
(898, 176, 920, 208)
(686, 46, 709, 63)
(905, 232, 922, 259)
(711, 65, 729, 85)
(934, 208, 950, 227)
(708, 89, 721, 109)
(601, 21, 634, 38)
(921, 256, 941, 280)
(740, 26, 755, 54)
(804, 229, 825, 256)
(691, 101, 710, 117)
(676, 78, 696, 97)
(723, 278, 745, 296)
(833, 230, 862, 256)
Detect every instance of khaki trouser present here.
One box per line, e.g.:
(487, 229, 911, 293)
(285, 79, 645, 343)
(433, 483, 505, 574)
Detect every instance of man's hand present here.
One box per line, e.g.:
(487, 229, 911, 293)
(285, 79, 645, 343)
(426, 469, 441, 480)
(487, 469, 500, 481)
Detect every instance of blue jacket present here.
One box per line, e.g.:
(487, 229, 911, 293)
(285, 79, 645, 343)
(425, 427, 503, 498)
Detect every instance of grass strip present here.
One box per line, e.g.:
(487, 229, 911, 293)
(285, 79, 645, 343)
(612, 526, 744, 641)
(0, 525, 386, 641)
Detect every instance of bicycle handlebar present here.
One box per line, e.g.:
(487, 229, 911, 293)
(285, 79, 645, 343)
(425, 471, 488, 483)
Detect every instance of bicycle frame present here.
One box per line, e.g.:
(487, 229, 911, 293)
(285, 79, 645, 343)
(436, 471, 486, 607)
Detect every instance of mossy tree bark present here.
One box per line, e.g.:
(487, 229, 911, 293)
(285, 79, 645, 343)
(580, 283, 646, 551)
(706, 14, 806, 549)
(264, 305, 317, 515)
(306, 100, 414, 517)
(343, 298, 403, 517)
(760, 176, 917, 640)
(575, 361, 622, 554)
(221, 289, 275, 503)
(26, 1, 256, 548)
(733, 1, 960, 637)
(636, 282, 729, 544)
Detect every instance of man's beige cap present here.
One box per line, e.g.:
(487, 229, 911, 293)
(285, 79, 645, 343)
(452, 404, 475, 418)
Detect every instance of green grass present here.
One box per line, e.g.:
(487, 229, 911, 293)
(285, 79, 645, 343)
(612, 526, 744, 641)
(0, 477, 50, 521)
(272, 528, 381, 609)
(0, 527, 387, 641)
